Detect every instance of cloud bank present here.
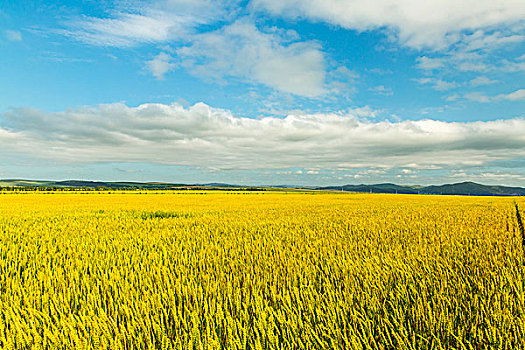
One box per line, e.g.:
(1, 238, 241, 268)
(2, 103, 524, 172)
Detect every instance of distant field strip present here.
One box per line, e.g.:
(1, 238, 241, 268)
(0, 192, 524, 349)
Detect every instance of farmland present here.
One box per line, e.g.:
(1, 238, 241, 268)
(0, 191, 524, 349)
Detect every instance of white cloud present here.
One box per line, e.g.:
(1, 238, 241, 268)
(457, 61, 489, 72)
(415, 78, 457, 91)
(344, 106, 379, 119)
(176, 20, 326, 97)
(404, 163, 442, 170)
(62, 0, 231, 47)
(2, 102, 525, 172)
(451, 171, 525, 181)
(369, 85, 393, 96)
(4, 30, 22, 42)
(147, 52, 175, 79)
(433, 80, 457, 91)
(416, 56, 444, 70)
(252, 0, 525, 50)
(64, 13, 183, 47)
(367, 68, 393, 75)
(356, 169, 387, 175)
(414, 41, 523, 76)
(458, 30, 525, 52)
(464, 88, 525, 102)
(500, 89, 525, 101)
(502, 59, 525, 72)
(470, 76, 498, 87)
(498, 89, 525, 101)
(61, 3, 329, 96)
(465, 92, 492, 103)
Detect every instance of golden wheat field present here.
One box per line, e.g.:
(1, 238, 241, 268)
(0, 191, 524, 349)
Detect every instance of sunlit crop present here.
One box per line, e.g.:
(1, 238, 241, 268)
(0, 191, 524, 349)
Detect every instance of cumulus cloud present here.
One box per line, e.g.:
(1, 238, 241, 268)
(252, 0, 525, 50)
(176, 20, 326, 97)
(147, 52, 175, 79)
(1, 102, 525, 172)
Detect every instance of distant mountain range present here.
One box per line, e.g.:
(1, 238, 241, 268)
(317, 182, 525, 196)
(1, 179, 524, 196)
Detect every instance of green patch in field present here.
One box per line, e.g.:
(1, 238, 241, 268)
(139, 211, 193, 219)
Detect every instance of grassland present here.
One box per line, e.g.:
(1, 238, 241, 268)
(0, 191, 524, 349)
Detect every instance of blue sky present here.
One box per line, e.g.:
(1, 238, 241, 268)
(1, 0, 524, 186)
